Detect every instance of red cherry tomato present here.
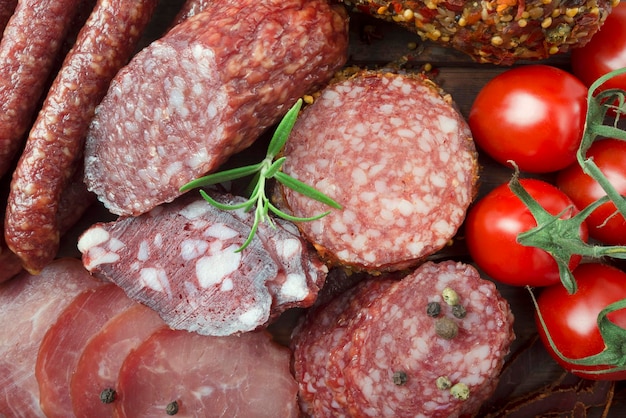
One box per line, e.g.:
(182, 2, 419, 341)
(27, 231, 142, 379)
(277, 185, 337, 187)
(535, 263, 626, 381)
(556, 138, 626, 245)
(571, 1, 626, 93)
(465, 178, 588, 287)
(468, 65, 587, 173)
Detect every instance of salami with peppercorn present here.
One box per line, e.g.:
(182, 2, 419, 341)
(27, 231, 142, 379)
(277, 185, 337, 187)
(342, 0, 617, 64)
(279, 70, 478, 273)
(291, 260, 515, 418)
(84, 0, 349, 217)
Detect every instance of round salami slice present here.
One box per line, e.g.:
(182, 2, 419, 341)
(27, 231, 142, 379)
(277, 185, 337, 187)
(36, 283, 136, 418)
(70, 303, 167, 418)
(279, 70, 478, 272)
(114, 329, 299, 417)
(344, 261, 514, 418)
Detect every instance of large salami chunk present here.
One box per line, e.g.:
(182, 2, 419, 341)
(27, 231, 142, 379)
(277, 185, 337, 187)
(0, 258, 104, 418)
(114, 329, 299, 417)
(70, 303, 167, 418)
(279, 70, 478, 272)
(291, 260, 515, 418)
(78, 192, 328, 336)
(84, 0, 349, 216)
(35, 284, 136, 418)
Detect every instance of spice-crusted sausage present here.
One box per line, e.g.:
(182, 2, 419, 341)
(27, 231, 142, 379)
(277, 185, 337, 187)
(342, 0, 617, 64)
(0, 0, 83, 179)
(4, 0, 159, 274)
(291, 261, 515, 418)
(83, 0, 349, 217)
(279, 70, 478, 273)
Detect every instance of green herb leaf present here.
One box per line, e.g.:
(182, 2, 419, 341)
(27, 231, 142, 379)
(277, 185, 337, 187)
(180, 162, 263, 191)
(266, 99, 302, 158)
(274, 171, 342, 209)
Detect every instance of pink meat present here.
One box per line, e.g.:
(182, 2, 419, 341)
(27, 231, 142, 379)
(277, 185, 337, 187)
(280, 70, 479, 272)
(0, 258, 104, 418)
(83, 0, 349, 216)
(114, 328, 299, 417)
(35, 283, 135, 418)
(70, 303, 167, 418)
(78, 193, 327, 336)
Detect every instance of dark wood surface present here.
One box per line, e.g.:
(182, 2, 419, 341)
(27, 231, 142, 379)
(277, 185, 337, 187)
(55, 1, 626, 416)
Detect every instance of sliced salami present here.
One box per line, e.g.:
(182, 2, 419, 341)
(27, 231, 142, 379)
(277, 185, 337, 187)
(292, 260, 515, 418)
(114, 328, 299, 418)
(0, 258, 104, 418)
(84, 0, 349, 217)
(35, 284, 136, 418)
(279, 70, 478, 272)
(70, 303, 167, 418)
(78, 192, 328, 336)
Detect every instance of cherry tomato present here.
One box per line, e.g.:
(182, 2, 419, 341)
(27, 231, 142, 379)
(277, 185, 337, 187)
(535, 263, 626, 380)
(570, 2, 626, 93)
(465, 178, 588, 287)
(468, 65, 587, 173)
(556, 138, 626, 245)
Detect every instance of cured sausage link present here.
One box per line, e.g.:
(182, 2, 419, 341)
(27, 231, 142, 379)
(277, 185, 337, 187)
(4, 0, 159, 274)
(0, 0, 83, 179)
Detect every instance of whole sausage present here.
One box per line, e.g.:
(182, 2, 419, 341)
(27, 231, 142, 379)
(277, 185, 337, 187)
(0, 0, 83, 179)
(342, 0, 617, 64)
(4, 0, 159, 274)
(83, 0, 349, 217)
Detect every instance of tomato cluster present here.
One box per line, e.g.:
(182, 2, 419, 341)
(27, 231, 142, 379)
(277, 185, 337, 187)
(464, 2, 626, 381)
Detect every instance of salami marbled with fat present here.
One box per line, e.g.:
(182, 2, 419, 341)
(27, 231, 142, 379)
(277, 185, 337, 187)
(291, 261, 515, 418)
(280, 70, 478, 272)
(78, 192, 328, 336)
(84, 0, 349, 217)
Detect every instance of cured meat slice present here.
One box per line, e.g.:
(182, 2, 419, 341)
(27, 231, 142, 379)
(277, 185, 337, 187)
(70, 303, 167, 418)
(114, 328, 299, 418)
(0, 0, 83, 179)
(78, 193, 328, 336)
(0, 258, 104, 418)
(279, 70, 478, 272)
(5, 0, 159, 274)
(35, 283, 136, 418)
(292, 261, 515, 418)
(83, 0, 349, 216)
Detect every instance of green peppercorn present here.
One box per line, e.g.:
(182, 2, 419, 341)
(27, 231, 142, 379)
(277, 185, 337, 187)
(435, 376, 452, 390)
(450, 382, 470, 400)
(442, 287, 460, 306)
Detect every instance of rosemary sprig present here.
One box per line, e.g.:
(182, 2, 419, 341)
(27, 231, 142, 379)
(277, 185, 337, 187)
(180, 98, 342, 251)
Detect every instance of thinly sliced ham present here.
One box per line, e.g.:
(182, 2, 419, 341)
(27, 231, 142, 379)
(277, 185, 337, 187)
(114, 328, 299, 417)
(0, 258, 104, 418)
(70, 303, 167, 418)
(35, 283, 135, 418)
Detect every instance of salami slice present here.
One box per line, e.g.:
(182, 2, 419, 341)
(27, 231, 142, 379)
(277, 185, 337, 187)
(0, 258, 104, 418)
(78, 192, 328, 336)
(36, 284, 136, 418)
(279, 70, 478, 272)
(114, 329, 299, 418)
(83, 0, 349, 217)
(70, 303, 167, 418)
(5, 0, 159, 274)
(0, 0, 83, 179)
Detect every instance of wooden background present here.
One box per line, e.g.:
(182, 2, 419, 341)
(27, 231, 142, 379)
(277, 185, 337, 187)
(55, 1, 626, 416)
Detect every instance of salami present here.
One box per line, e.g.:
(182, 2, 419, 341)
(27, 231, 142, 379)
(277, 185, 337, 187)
(70, 304, 167, 418)
(0, 0, 83, 179)
(0, 258, 104, 418)
(83, 0, 349, 217)
(291, 261, 515, 418)
(78, 192, 328, 336)
(35, 284, 136, 418)
(114, 329, 299, 417)
(279, 70, 478, 272)
(4, 0, 159, 274)
(342, 0, 616, 64)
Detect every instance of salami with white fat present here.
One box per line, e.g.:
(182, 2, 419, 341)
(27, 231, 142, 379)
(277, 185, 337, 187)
(84, 0, 349, 217)
(78, 192, 328, 336)
(279, 70, 478, 272)
(291, 260, 515, 418)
